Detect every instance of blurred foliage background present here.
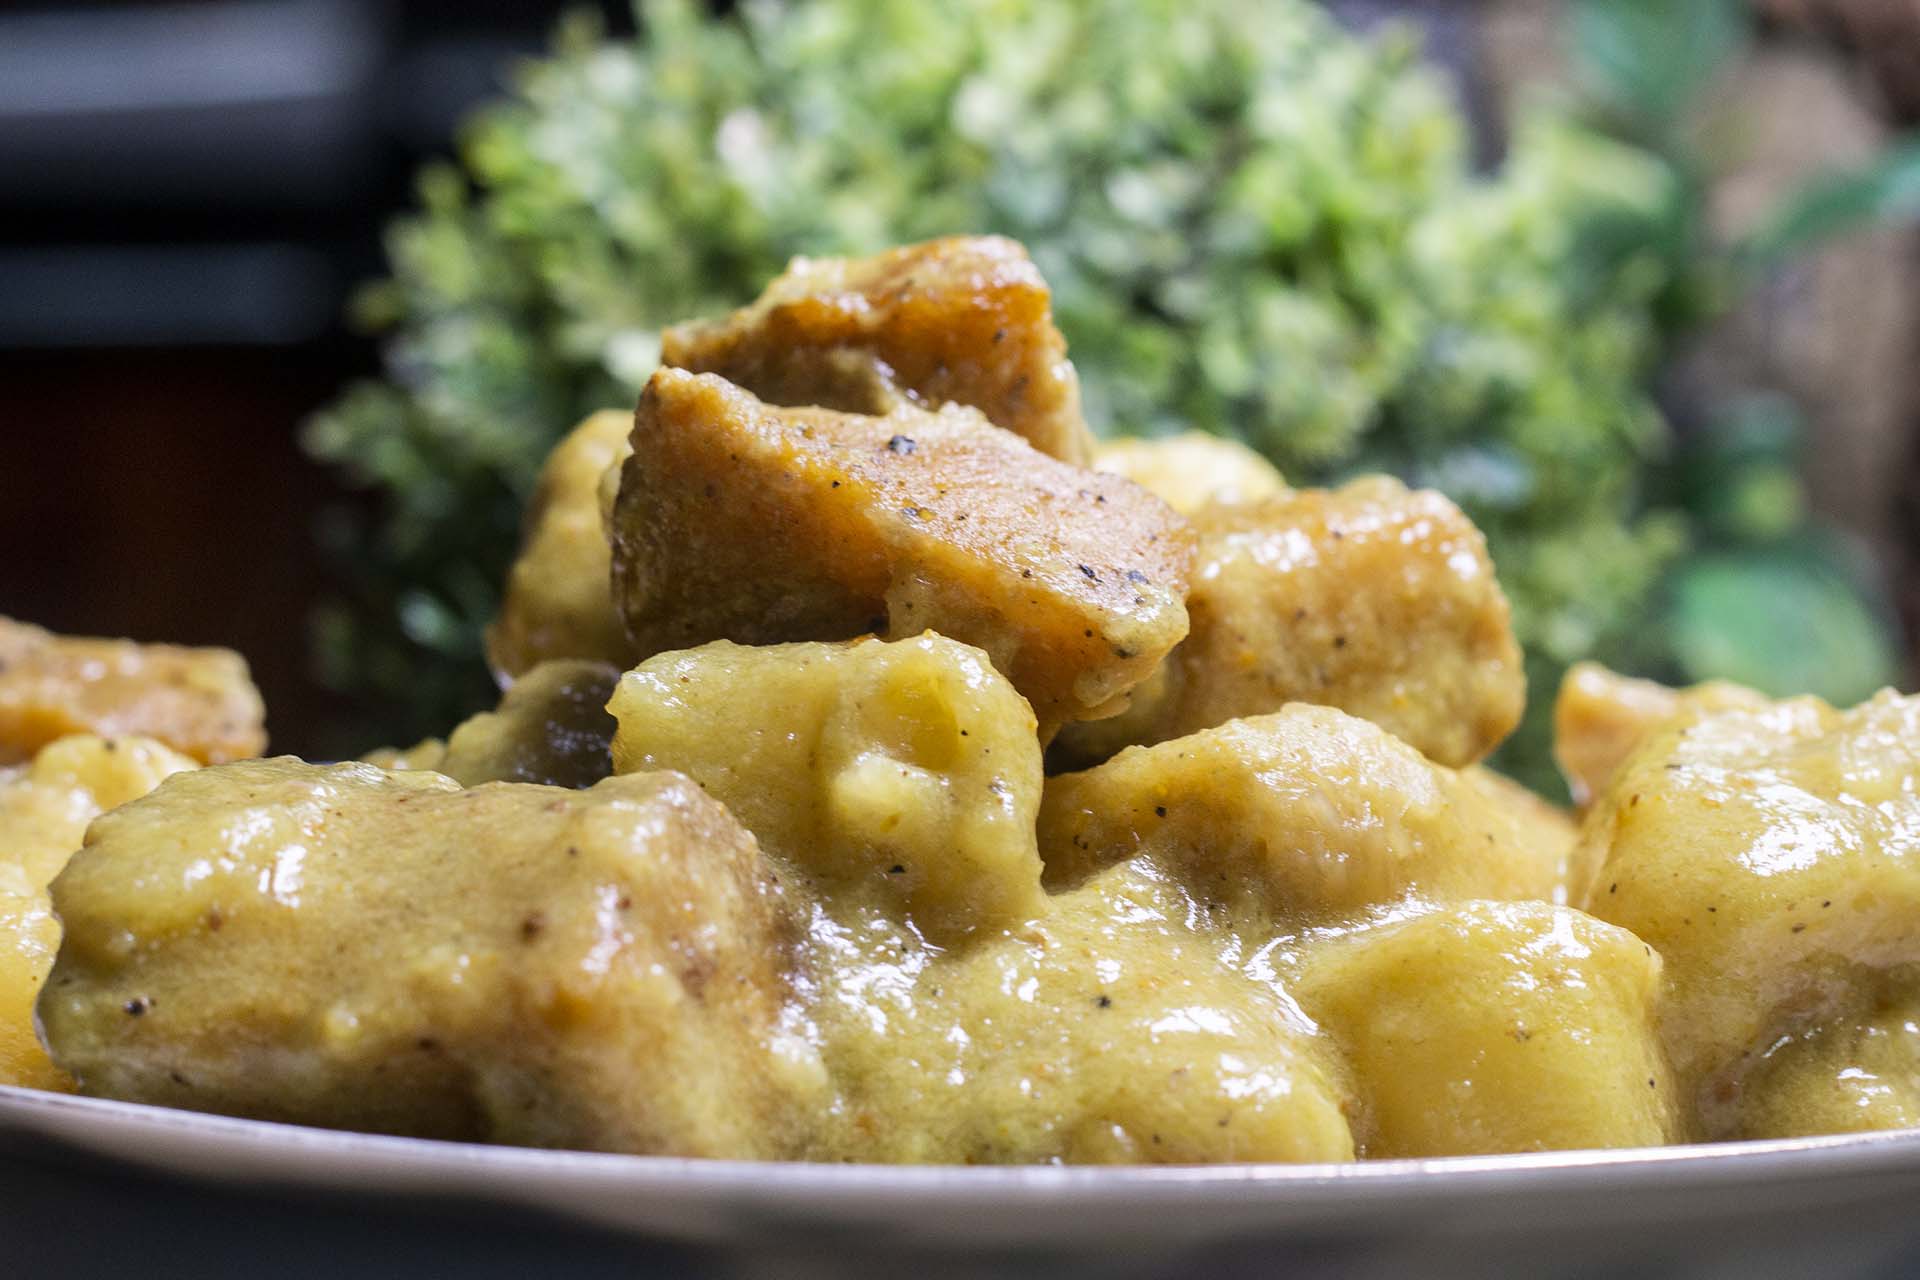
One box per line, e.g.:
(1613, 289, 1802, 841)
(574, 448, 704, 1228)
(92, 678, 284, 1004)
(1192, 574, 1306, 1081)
(305, 0, 1920, 793)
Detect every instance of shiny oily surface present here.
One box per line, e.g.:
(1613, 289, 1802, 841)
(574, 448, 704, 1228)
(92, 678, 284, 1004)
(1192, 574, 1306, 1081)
(0, 735, 196, 1090)
(1577, 690, 1920, 1141)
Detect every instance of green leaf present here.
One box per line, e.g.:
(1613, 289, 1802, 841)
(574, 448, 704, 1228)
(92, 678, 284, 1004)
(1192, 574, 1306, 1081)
(1570, 0, 1746, 135)
(1741, 139, 1920, 264)
(1668, 550, 1900, 705)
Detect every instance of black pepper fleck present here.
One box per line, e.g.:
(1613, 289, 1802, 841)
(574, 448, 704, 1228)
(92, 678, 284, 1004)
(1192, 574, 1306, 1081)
(1096, 995, 1112, 1008)
(122, 997, 150, 1017)
(886, 435, 917, 455)
(1154, 806, 1167, 818)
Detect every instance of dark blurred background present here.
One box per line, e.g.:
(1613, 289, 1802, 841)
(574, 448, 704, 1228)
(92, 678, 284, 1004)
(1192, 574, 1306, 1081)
(0, 0, 630, 752)
(2, 0, 1916, 759)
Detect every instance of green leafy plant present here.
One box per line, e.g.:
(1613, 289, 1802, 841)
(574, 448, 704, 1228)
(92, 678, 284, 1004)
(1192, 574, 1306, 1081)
(306, 0, 1910, 787)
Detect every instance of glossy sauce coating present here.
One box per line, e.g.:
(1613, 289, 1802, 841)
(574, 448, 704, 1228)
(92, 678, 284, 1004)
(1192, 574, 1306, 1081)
(42, 762, 823, 1156)
(0, 734, 195, 1089)
(1578, 690, 1920, 1138)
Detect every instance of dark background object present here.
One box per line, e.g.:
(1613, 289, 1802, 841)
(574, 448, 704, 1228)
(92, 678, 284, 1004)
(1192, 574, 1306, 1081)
(0, 0, 628, 755)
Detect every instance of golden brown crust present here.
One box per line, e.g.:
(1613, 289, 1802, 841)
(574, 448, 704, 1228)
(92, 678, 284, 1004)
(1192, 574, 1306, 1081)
(486, 410, 637, 681)
(1552, 661, 1769, 808)
(663, 236, 1095, 464)
(0, 617, 266, 766)
(1054, 477, 1524, 769)
(608, 369, 1192, 736)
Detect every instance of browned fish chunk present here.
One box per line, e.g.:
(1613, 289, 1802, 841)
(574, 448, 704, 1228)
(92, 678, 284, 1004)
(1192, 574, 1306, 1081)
(1054, 477, 1524, 768)
(0, 617, 266, 766)
(486, 410, 638, 681)
(662, 236, 1095, 464)
(608, 369, 1192, 736)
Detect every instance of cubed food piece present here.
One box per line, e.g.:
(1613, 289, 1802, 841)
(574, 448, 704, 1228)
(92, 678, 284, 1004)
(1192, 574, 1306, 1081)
(1039, 705, 1564, 928)
(608, 370, 1193, 736)
(358, 738, 447, 772)
(439, 660, 618, 789)
(803, 860, 1354, 1164)
(0, 617, 266, 765)
(1294, 901, 1677, 1156)
(1553, 661, 1768, 808)
(0, 735, 195, 1090)
(41, 761, 823, 1157)
(487, 410, 638, 680)
(1092, 433, 1287, 515)
(610, 634, 1045, 942)
(1734, 984, 1920, 1140)
(1577, 690, 1920, 1138)
(663, 236, 1094, 464)
(1053, 478, 1524, 769)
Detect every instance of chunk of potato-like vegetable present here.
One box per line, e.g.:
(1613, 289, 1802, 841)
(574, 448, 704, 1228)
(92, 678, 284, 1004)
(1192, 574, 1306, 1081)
(801, 859, 1355, 1164)
(1552, 661, 1768, 809)
(1053, 477, 1524, 769)
(1294, 900, 1677, 1156)
(1577, 690, 1920, 1137)
(1092, 433, 1287, 515)
(0, 734, 196, 1090)
(663, 235, 1094, 464)
(0, 617, 265, 765)
(486, 410, 637, 680)
(41, 761, 822, 1157)
(608, 370, 1193, 736)
(1039, 705, 1565, 927)
(610, 633, 1045, 942)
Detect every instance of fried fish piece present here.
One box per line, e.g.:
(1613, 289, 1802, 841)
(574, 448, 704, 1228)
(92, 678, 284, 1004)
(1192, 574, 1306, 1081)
(608, 369, 1193, 736)
(663, 236, 1094, 464)
(1092, 433, 1288, 515)
(1294, 900, 1677, 1156)
(1038, 705, 1565, 926)
(0, 734, 195, 1090)
(439, 659, 619, 789)
(1053, 477, 1524, 769)
(486, 410, 638, 681)
(41, 761, 823, 1156)
(609, 634, 1045, 943)
(1552, 661, 1769, 808)
(1577, 689, 1920, 1138)
(0, 617, 266, 765)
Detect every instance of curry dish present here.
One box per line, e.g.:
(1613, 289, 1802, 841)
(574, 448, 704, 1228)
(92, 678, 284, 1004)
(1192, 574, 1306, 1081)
(4, 235, 1919, 1163)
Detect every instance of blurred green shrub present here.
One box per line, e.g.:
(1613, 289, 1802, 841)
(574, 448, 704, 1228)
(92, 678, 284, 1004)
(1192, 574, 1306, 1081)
(306, 0, 1906, 786)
